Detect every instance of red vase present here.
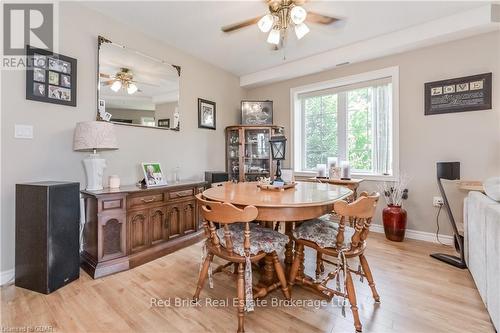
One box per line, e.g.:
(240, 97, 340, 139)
(382, 205, 407, 242)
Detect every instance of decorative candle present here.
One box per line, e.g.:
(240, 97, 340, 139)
(327, 157, 338, 178)
(330, 167, 341, 179)
(109, 175, 120, 189)
(341, 161, 351, 180)
(316, 164, 327, 177)
(327, 157, 338, 169)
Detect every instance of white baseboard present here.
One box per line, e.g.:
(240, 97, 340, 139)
(370, 224, 454, 246)
(0, 269, 15, 286)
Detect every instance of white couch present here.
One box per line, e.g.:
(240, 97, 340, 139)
(464, 191, 500, 331)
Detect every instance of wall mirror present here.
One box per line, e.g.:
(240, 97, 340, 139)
(97, 36, 181, 131)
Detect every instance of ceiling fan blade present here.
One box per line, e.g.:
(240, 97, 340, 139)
(306, 11, 340, 25)
(102, 81, 114, 86)
(221, 16, 261, 33)
(99, 73, 112, 78)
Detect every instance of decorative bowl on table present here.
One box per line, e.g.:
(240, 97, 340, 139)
(257, 178, 297, 191)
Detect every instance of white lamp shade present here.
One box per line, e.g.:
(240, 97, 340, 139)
(110, 80, 122, 92)
(258, 14, 274, 33)
(290, 6, 307, 24)
(295, 22, 310, 40)
(267, 28, 281, 45)
(73, 121, 118, 151)
(127, 83, 138, 94)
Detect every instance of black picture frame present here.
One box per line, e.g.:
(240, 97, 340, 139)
(26, 45, 77, 107)
(424, 73, 492, 116)
(198, 98, 216, 130)
(241, 100, 273, 125)
(158, 118, 170, 128)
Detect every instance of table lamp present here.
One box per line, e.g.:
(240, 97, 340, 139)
(73, 121, 118, 190)
(269, 135, 287, 184)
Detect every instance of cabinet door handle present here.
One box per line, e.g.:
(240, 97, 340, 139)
(141, 198, 155, 203)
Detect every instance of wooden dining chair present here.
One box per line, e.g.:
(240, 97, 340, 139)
(194, 193, 290, 333)
(288, 192, 380, 333)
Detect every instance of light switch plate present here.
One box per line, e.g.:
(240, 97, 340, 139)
(14, 125, 33, 139)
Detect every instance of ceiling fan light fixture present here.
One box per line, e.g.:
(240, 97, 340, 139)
(110, 80, 122, 92)
(295, 22, 310, 40)
(127, 83, 138, 94)
(290, 6, 307, 25)
(258, 14, 274, 33)
(267, 28, 281, 45)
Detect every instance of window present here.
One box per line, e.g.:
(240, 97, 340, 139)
(292, 67, 399, 179)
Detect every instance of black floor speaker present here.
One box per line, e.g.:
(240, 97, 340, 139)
(15, 181, 80, 294)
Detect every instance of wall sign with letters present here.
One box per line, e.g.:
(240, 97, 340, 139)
(424, 73, 492, 115)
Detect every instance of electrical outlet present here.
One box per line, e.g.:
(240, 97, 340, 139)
(433, 196, 444, 207)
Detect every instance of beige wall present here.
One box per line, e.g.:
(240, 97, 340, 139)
(0, 3, 244, 272)
(246, 31, 500, 235)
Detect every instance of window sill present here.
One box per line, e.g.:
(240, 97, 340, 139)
(294, 171, 397, 182)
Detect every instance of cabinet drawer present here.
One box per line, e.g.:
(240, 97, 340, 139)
(169, 189, 193, 200)
(128, 193, 165, 209)
(101, 198, 124, 211)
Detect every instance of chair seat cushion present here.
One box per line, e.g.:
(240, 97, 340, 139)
(293, 219, 355, 249)
(216, 223, 289, 256)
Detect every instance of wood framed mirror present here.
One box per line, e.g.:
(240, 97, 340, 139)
(97, 36, 181, 131)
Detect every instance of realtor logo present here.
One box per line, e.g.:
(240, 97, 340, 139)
(3, 3, 53, 55)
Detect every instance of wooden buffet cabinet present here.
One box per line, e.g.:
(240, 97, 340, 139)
(81, 180, 206, 278)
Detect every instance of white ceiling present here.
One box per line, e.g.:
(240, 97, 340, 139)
(84, 1, 490, 78)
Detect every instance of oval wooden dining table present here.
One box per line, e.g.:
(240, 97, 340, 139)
(202, 181, 352, 298)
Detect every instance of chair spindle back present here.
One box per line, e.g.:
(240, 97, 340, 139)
(195, 193, 258, 256)
(333, 192, 380, 250)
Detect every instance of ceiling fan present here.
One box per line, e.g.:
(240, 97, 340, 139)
(221, 0, 340, 49)
(100, 68, 142, 95)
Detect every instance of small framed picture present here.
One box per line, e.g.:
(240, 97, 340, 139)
(103, 112, 112, 122)
(33, 54, 46, 68)
(48, 86, 71, 101)
(141, 162, 167, 187)
(198, 98, 216, 130)
(33, 82, 45, 97)
(26, 46, 77, 107)
(60, 74, 71, 88)
(241, 100, 273, 125)
(59, 60, 71, 74)
(48, 71, 59, 85)
(33, 68, 45, 82)
(158, 118, 170, 128)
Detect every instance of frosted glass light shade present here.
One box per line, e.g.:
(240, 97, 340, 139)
(295, 22, 310, 40)
(267, 29, 280, 45)
(290, 6, 307, 24)
(127, 83, 138, 94)
(110, 80, 122, 92)
(258, 14, 274, 33)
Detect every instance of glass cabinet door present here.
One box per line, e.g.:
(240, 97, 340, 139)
(244, 128, 271, 181)
(227, 129, 240, 181)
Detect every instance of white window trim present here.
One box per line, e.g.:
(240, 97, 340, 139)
(290, 66, 400, 181)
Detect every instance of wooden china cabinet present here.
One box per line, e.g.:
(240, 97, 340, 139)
(225, 125, 284, 182)
(81, 180, 205, 278)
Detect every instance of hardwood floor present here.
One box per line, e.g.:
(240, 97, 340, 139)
(1, 233, 495, 333)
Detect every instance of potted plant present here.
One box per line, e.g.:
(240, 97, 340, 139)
(378, 176, 409, 242)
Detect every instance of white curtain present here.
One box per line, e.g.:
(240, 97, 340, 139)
(372, 84, 392, 175)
